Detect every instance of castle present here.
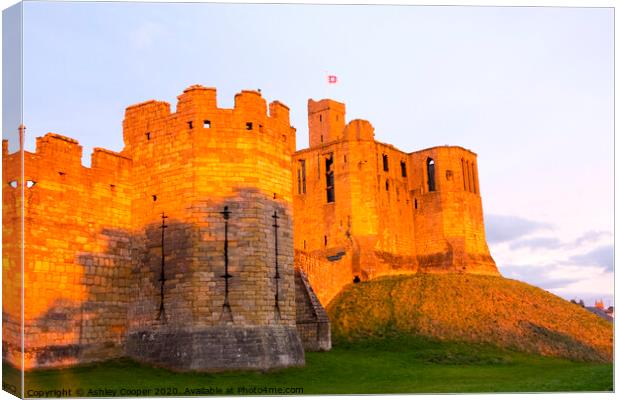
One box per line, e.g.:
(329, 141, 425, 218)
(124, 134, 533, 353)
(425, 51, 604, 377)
(2, 85, 497, 372)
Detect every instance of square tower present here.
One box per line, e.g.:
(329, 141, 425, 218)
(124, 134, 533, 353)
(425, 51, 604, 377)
(308, 99, 346, 147)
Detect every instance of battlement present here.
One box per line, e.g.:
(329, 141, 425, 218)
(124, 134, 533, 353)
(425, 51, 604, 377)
(91, 148, 132, 174)
(1, 132, 133, 185)
(122, 85, 295, 156)
(177, 85, 217, 114)
(35, 132, 83, 166)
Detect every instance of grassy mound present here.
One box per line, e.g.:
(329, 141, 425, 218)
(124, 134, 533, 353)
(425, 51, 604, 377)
(327, 274, 613, 362)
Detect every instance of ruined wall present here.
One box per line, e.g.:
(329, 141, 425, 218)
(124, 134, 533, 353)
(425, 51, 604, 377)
(293, 98, 498, 306)
(2, 134, 132, 369)
(408, 146, 497, 274)
(122, 86, 304, 371)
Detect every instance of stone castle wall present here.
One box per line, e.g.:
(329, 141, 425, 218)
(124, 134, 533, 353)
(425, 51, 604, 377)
(3, 134, 132, 368)
(2, 86, 304, 371)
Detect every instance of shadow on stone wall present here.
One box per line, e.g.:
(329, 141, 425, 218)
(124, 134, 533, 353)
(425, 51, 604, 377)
(23, 187, 306, 371)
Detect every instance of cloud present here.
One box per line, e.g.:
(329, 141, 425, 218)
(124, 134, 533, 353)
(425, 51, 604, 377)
(485, 214, 552, 244)
(568, 245, 614, 272)
(502, 263, 581, 290)
(487, 217, 613, 304)
(575, 230, 612, 246)
(509, 236, 564, 250)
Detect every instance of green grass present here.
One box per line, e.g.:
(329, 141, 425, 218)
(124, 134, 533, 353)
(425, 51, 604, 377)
(8, 336, 612, 396)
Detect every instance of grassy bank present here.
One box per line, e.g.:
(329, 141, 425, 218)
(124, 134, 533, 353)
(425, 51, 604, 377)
(12, 336, 612, 395)
(328, 274, 613, 362)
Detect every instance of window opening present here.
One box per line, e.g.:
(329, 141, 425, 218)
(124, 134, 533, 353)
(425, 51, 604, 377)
(300, 159, 306, 194)
(203, 120, 211, 128)
(427, 158, 436, 192)
(466, 160, 472, 192)
(246, 122, 253, 130)
(461, 159, 467, 191)
(383, 154, 389, 171)
(401, 161, 407, 177)
(325, 154, 335, 203)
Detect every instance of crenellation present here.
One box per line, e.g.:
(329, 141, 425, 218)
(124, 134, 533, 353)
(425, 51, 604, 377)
(91, 148, 132, 174)
(176, 85, 218, 116)
(35, 133, 83, 166)
(234, 90, 267, 118)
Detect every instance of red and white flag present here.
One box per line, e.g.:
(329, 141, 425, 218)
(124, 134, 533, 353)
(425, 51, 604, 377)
(327, 75, 338, 84)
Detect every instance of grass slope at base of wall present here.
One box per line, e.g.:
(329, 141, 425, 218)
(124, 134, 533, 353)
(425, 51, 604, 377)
(327, 273, 613, 362)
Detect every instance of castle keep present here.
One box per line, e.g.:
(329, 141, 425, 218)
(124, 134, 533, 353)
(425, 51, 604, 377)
(3, 85, 497, 371)
(294, 99, 498, 305)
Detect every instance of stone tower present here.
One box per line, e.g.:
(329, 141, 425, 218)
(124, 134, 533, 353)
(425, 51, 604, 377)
(122, 86, 304, 370)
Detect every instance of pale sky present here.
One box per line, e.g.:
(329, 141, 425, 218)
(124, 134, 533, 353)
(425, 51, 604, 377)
(4, 1, 614, 306)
